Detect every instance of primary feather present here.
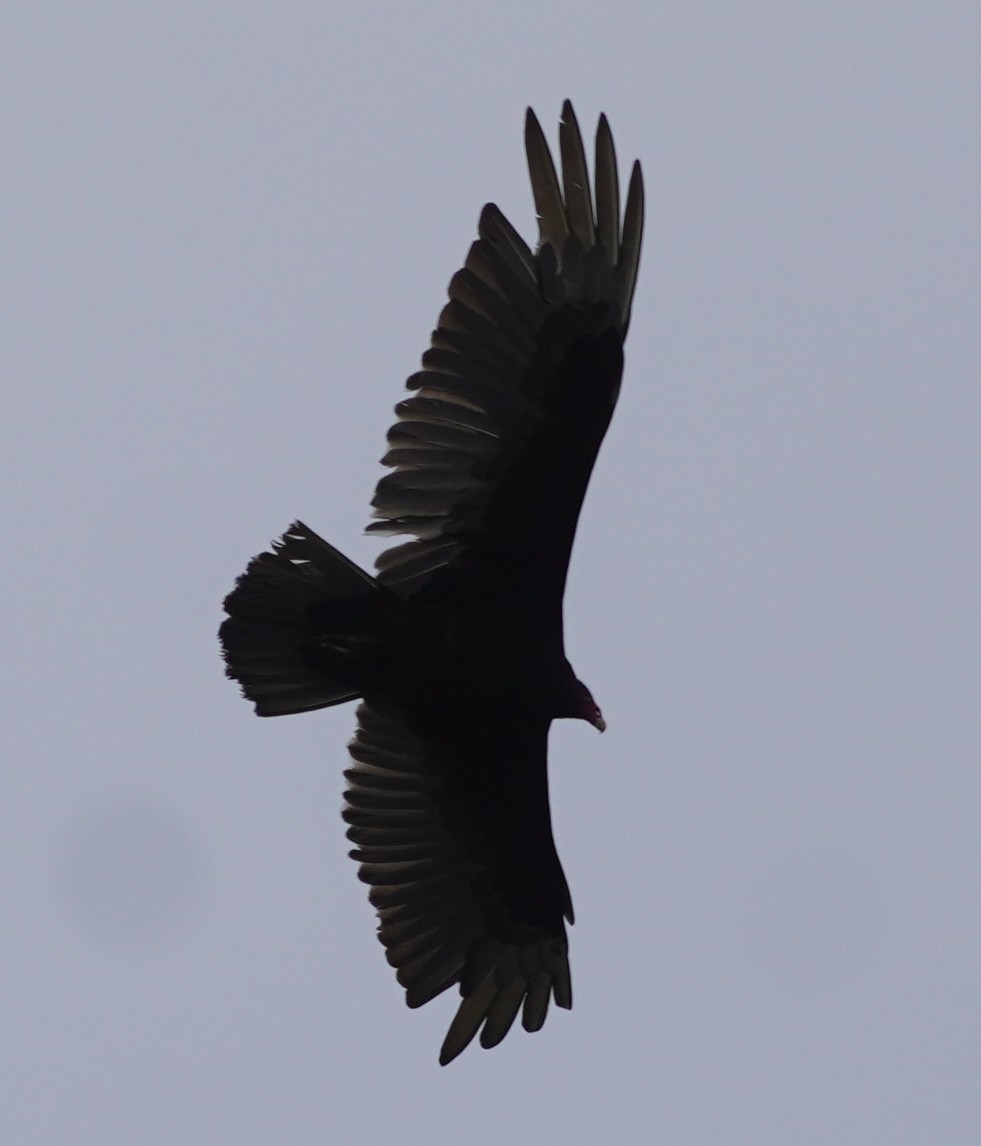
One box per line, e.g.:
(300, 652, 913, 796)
(220, 102, 644, 1063)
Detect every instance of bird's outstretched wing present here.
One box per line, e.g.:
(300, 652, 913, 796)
(369, 101, 644, 610)
(344, 701, 573, 1065)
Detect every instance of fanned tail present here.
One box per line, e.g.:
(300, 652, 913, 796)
(220, 521, 388, 716)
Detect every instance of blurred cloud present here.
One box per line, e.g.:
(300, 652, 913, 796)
(54, 800, 205, 943)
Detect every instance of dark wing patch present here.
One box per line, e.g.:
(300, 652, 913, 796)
(369, 100, 644, 595)
(343, 701, 573, 1064)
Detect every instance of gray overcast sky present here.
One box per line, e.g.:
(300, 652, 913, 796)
(4, 3, 980, 1143)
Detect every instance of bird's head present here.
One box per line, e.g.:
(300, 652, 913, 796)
(574, 679, 606, 732)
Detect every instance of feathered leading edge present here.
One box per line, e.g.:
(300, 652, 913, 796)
(344, 703, 574, 1065)
(367, 101, 644, 601)
(220, 102, 643, 1066)
(342, 103, 644, 1063)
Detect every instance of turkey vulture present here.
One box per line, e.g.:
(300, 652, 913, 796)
(220, 101, 644, 1064)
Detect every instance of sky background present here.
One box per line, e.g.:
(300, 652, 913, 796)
(4, 3, 980, 1143)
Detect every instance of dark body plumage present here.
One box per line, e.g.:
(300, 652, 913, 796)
(220, 102, 643, 1064)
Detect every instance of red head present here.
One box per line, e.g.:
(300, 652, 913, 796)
(574, 679, 606, 732)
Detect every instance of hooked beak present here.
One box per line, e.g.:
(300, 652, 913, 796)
(574, 680, 605, 732)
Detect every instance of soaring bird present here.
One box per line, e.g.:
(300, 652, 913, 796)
(220, 101, 643, 1064)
